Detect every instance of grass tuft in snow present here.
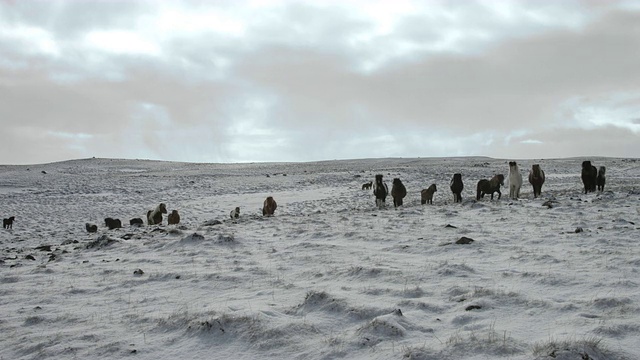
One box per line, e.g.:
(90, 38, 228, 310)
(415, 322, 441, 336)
(531, 336, 610, 359)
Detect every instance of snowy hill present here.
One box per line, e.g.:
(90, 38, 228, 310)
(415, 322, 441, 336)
(1, 157, 639, 359)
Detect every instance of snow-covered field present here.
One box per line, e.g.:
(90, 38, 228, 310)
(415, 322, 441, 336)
(1, 157, 639, 360)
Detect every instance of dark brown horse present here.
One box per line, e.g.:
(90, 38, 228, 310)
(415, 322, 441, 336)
(581, 161, 597, 194)
(263, 197, 277, 216)
(167, 210, 180, 225)
(104, 217, 122, 230)
(391, 178, 407, 208)
(476, 174, 505, 200)
(450, 173, 463, 203)
(528, 164, 545, 198)
(3, 216, 14, 229)
(85, 223, 97, 233)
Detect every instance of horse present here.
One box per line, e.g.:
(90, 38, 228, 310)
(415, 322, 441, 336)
(263, 197, 277, 216)
(167, 210, 180, 225)
(508, 161, 523, 200)
(129, 218, 144, 226)
(596, 166, 606, 192)
(85, 223, 98, 233)
(581, 161, 598, 194)
(373, 174, 389, 209)
(104, 217, 122, 230)
(450, 173, 463, 203)
(528, 164, 545, 198)
(3, 216, 14, 229)
(230, 207, 240, 219)
(147, 203, 167, 225)
(421, 184, 437, 205)
(362, 181, 372, 190)
(476, 174, 505, 200)
(391, 178, 407, 208)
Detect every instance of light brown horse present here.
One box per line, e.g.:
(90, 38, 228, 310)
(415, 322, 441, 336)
(167, 210, 180, 225)
(421, 184, 437, 205)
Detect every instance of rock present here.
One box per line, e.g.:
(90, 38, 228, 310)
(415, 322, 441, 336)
(542, 200, 554, 208)
(216, 234, 235, 243)
(86, 235, 119, 249)
(393, 308, 403, 316)
(575, 227, 584, 233)
(465, 305, 482, 311)
(203, 220, 223, 226)
(35, 245, 52, 252)
(445, 224, 457, 229)
(456, 237, 475, 245)
(133, 269, 144, 276)
(25, 255, 36, 260)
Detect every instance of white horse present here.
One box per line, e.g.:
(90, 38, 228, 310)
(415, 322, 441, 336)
(508, 161, 523, 200)
(147, 203, 167, 225)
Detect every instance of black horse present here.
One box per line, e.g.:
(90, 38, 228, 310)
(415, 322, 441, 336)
(581, 161, 597, 194)
(450, 173, 464, 203)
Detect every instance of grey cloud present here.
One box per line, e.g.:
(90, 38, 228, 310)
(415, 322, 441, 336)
(234, 9, 640, 135)
(1, 1, 147, 37)
(1, 1, 639, 164)
(499, 126, 640, 159)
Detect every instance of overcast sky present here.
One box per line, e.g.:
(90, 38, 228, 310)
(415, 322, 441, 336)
(1, 0, 639, 165)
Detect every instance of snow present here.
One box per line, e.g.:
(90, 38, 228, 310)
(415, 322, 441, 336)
(1, 157, 639, 359)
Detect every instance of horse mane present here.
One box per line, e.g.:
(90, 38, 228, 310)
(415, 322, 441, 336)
(491, 174, 505, 186)
(374, 175, 387, 198)
(531, 164, 542, 178)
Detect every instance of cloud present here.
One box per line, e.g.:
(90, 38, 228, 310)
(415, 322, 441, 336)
(0, 1, 639, 164)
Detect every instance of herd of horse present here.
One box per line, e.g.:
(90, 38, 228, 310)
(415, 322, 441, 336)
(80, 196, 279, 232)
(367, 161, 606, 208)
(2, 161, 608, 233)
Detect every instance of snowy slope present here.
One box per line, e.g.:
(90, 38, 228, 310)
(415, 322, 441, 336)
(1, 157, 639, 359)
